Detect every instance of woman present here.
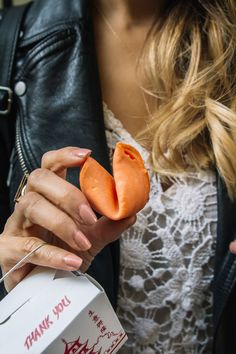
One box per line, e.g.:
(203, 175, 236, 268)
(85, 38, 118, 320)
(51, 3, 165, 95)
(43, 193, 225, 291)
(0, 0, 236, 353)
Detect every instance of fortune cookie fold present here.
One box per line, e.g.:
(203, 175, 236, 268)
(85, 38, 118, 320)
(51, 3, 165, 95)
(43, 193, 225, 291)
(80, 142, 150, 220)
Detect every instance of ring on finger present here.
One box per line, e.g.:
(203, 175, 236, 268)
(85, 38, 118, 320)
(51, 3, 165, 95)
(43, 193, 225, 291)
(14, 173, 29, 203)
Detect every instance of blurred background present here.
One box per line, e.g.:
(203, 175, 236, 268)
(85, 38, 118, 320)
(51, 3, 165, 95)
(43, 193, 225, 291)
(0, 0, 30, 7)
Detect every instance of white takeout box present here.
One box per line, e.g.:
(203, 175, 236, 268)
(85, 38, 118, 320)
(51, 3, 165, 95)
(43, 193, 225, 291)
(0, 267, 127, 354)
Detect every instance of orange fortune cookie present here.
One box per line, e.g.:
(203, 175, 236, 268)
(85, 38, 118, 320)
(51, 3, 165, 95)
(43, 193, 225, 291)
(80, 142, 150, 220)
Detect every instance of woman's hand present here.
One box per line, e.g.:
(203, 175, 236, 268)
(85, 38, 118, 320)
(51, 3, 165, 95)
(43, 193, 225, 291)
(0, 147, 135, 292)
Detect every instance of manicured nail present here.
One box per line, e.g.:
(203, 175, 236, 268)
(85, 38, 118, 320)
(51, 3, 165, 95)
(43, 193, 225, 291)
(64, 256, 82, 269)
(79, 204, 97, 225)
(74, 230, 91, 250)
(72, 149, 91, 159)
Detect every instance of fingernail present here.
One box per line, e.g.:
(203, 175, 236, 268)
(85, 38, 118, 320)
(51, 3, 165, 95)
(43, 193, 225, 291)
(74, 230, 91, 250)
(71, 149, 91, 159)
(64, 256, 82, 269)
(230, 242, 236, 253)
(79, 204, 97, 225)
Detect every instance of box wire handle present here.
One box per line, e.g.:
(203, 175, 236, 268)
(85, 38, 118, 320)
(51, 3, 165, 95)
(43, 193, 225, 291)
(0, 242, 47, 285)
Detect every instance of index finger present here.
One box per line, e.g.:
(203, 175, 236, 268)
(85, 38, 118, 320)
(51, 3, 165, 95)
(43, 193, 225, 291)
(41, 147, 91, 179)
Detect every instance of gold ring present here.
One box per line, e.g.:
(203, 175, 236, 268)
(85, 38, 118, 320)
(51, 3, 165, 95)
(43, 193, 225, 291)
(14, 173, 29, 203)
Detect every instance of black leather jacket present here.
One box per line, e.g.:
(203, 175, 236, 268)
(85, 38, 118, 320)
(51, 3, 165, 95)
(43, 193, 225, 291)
(1, 1, 236, 353)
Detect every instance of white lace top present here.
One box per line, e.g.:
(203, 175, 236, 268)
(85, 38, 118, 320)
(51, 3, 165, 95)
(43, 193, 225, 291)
(103, 103, 217, 354)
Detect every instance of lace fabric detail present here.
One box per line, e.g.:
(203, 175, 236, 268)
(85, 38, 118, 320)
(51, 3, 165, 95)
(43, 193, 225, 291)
(103, 103, 217, 354)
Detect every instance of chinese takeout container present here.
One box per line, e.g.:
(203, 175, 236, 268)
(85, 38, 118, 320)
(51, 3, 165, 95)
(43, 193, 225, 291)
(0, 266, 127, 353)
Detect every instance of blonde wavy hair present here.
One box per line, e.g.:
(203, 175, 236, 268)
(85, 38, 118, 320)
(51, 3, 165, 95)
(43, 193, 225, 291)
(138, 0, 236, 199)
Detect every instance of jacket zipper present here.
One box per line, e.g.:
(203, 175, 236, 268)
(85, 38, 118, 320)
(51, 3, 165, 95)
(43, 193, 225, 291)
(7, 120, 29, 187)
(15, 119, 29, 175)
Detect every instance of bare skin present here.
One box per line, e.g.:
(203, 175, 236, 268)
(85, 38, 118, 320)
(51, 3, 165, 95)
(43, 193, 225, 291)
(93, 0, 161, 138)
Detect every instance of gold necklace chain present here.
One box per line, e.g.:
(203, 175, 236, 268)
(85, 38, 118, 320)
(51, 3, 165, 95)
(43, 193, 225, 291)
(94, 4, 155, 123)
(95, 6, 124, 47)
(94, 4, 138, 58)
